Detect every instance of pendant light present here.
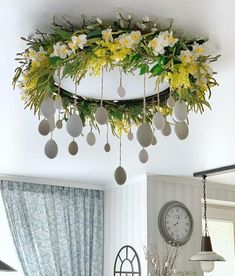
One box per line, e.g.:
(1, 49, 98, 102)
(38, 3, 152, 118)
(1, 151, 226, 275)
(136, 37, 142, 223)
(190, 175, 225, 272)
(0, 260, 16, 272)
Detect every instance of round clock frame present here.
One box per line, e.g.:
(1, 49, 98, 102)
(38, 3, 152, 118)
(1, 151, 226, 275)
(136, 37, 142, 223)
(158, 200, 194, 247)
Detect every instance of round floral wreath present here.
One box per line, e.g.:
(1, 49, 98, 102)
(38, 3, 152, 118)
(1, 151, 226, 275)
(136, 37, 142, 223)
(13, 13, 219, 135)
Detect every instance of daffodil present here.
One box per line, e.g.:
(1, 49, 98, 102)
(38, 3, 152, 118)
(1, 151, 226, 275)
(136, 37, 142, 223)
(36, 46, 47, 62)
(118, 34, 133, 49)
(50, 42, 72, 59)
(179, 49, 193, 64)
(130, 31, 142, 44)
(158, 31, 178, 48)
(69, 34, 87, 51)
(192, 43, 204, 57)
(143, 15, 150, 22)
(168, 31, 178, 47)
(102, 28, 113, 42)
(148, 36, 165, 55)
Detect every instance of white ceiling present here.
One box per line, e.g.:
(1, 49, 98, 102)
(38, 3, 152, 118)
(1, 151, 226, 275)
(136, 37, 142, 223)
(0, 0, 235, 186)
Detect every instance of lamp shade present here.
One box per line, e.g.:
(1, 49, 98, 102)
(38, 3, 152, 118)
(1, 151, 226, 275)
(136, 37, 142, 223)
(0, 260, 16, 272)
(190, 236, 225, 262)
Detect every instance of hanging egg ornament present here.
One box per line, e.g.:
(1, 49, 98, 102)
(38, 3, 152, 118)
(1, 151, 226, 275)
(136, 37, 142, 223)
(95, 106, 108, 125)
(127, 131, 134, 141)
(44, 139, 58, 159)
(86, 131, 96, 146)
(68, 140, 78, 156)
(66, 114, 83, 138)
(152, 112, 166, 130)
(40, 96, 56, 119)
(139, 148, 149, 163)
(173, 100, 188, 122)
(56, 119, 63, 129)
(161, 121, 172, 136)
(104, 143, 111, 152)
(174, 121, 189, 140)
(167, 96, 175, 108)
(114, 166, 127, 185)
(54, 97, 63, 110)
(152, 135, 157, 146)
(136, 123, 153, 147)
(48, 117, 55, 132)
(117, 86, 126, 98)
(38, 119, 50, 136)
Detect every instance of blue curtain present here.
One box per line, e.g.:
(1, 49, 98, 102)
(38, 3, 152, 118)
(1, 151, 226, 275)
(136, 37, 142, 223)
(1, 180, 104, 276)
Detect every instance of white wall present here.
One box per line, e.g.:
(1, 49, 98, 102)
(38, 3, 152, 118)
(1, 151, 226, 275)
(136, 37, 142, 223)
(147, 175, 203, 276)
(104, 175, 148, 276)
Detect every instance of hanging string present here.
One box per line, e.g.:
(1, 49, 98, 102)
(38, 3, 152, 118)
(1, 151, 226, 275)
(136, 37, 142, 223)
(119, 67, 123, 87)
(101, 67, 104, 107)
(157, 82, 160, 109)
(202, 175, 209, 236)
(73, 77, 78, 114)
(119, 134, 122, 166)
(106, 123, 109, 143)
(57, 68, 61, 96)
(143, 74, 146, 122)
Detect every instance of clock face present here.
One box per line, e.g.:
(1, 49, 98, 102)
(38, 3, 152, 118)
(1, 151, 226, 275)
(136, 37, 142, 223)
(158, 201, 193, 246)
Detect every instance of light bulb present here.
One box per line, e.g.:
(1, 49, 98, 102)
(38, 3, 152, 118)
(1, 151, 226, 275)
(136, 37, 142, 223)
(200, 261, 214, 272)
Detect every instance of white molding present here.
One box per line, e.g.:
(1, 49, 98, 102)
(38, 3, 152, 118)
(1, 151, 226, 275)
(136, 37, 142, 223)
(105, 174, 147, 191)
(147, 174, 235, 192)
(0, 174, 105, 191)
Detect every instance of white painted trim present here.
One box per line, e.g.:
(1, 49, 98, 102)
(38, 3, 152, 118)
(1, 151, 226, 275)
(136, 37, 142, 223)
(105, 174, 147, 190)
(147, 174, 235, 192)
(0, 174, 105, 191)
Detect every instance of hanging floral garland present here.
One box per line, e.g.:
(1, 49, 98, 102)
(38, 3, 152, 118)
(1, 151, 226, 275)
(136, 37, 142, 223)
(13, 13, 220, 184)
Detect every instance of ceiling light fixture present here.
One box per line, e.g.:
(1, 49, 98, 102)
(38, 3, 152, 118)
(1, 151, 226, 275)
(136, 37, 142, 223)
(0, 260, 16, 272)
(189, 166, 233, 272)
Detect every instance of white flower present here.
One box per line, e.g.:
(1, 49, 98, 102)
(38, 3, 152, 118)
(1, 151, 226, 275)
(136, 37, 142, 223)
(102, 28, 113, 42)
(179, 49, 193, 64)
(50, 42, 72, 59)
(148, 36, 165, 55)
(151, 27, 158, 32)
(127, 13, 132, 20)
(192, 42, 204, 57)
(36, 46, 47, 62)
(69, 34, 87, 51)
(167, 31, 178, 47)
(143, 15, 150, 22)
(96, 17, 102, 24)
(137, 23, 147, 30)
(130, 31, 142, 44)
(118, 34, 133, 48)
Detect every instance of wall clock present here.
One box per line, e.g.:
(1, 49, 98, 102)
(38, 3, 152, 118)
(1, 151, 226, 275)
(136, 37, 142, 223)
(158, 201, 194, 247)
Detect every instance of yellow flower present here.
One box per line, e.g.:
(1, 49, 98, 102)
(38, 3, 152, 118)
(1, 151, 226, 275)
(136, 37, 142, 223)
(95, 48, 107, 58)
(179, 50, 193, 64)
(102, 28, 113, 42)
(168, 64, 191, 90)
(192, 43, 204, 57)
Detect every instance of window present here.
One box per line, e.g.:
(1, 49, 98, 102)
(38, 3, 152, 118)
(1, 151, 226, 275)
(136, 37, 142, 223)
(0, 195, 24, 275)
(205, 202, 235, 276)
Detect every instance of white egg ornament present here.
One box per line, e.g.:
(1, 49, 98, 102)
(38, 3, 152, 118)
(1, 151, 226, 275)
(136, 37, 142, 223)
(152, 135, 157, 146)
(173, 100, 188, 122)
(139, 148, 149, 163)
(68, 141, 78, 156)
(95, 106, 108, 125)
(153, 112, 165, 130)
(136, 123, 153, 147)
(44, 139, 58, 159)
(174, 121, 189, 140)
(161, 121, 172, 136)
(167, 96, 175, 108)
(114, 166, 127, 185)
(54, 97, 63, 110)
(127, 131, 134, 141)
(66, 114, 83, 138)
(117, 86, 126, 98)
(56, 119, 63, 129)
(38, 119, 50, 136)
(48, 117, 55, 132)
(86, 131, 96, 146)
(104, 143, 111, 152)
(40, 96, 56, 119)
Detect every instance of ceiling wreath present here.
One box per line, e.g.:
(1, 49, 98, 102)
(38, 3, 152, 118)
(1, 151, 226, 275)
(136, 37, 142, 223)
(13, 13, 220, 184)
